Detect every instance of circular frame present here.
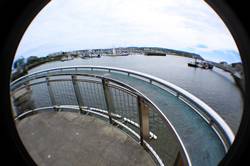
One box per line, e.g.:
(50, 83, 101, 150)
(0, 0, 249, 165)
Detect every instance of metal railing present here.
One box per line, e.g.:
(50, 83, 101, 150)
(11, 65, 235, 150)
(11, 70, 192, 166)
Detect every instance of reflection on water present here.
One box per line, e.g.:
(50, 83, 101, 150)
(28, 55, 243, 133)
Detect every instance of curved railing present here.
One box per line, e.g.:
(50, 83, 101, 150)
(11, 71, 192, 166)
(11, 65, 235, 150)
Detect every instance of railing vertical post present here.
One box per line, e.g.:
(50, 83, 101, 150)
(102, 79, 114, 124)
(176, 92, 180, 98)
(46, 77, 57, 111)
(174, 151, 184, 166)
(137, 96, 150, 146)
(72, 75, 84, 113)
(10, 94, 18, 118)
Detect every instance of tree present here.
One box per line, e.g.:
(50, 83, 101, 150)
(27, 56, 39, 64)
(13, 57, 25, 69)
(219, 61, 228, 65)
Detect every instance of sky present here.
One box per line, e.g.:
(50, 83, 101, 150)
(15, 0, 241, 63)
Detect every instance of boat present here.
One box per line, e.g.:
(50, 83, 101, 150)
(188, 58, 199, 67)
(188, 62, 199, 67)
(145, 52, 166, 56)
(188, 58, 213, 70)
(207, 62, 214, 69)
(200, 61, 214, 69)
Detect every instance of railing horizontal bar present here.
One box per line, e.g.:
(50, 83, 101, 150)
(211, 125, 229, 152)
(124, 117, 157, 140)
(15, 106, 55, 120)
(89, 107, 122, 119)
(11, 65, 235, 165)
(15, 110, 35, 120)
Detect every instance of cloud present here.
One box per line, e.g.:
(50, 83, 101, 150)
(199, 50, 241, 63)
(15, 0, 240, 63)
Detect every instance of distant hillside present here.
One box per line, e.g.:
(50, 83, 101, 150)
(46, 46, 203, 60)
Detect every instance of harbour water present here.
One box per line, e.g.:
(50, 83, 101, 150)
(29, 54, 243, 134)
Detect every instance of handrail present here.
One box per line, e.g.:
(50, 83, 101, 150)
(11, 65, 235, 148)
(11, 72, 192, 166)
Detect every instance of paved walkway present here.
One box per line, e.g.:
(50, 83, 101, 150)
(17, 111, 155, 166)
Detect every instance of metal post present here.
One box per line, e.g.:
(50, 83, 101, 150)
(176, 92, 180, 98)
(138, 96, 150, 146)
(72, 75, 84, 113)
(25, 82, 30, 91)
(174, 151, 184, 166)
(102, 79, 114, 124)
(46, 77, 57, 111)
(209, 119, 215, 126)
(10, 95, 18, 118)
